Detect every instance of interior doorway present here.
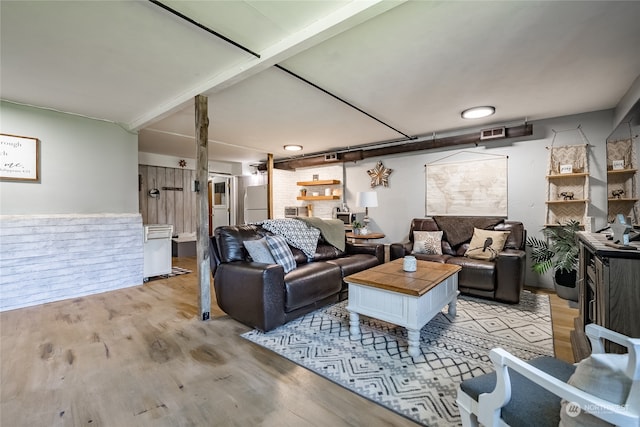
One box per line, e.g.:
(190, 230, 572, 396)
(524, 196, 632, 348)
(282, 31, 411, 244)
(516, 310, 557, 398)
(208, 175, 232, 235)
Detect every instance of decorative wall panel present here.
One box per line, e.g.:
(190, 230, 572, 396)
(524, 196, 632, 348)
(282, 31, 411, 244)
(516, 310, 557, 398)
(0, 213, 143, 311)
(139, 165, 197, 234)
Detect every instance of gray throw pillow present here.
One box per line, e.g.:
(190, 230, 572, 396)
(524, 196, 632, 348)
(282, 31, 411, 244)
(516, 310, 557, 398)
(243, 238, 276, 264)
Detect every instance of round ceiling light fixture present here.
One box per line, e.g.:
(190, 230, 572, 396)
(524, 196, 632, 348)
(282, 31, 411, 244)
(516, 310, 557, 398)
(284, 144, 303, 151)
(461, 106, 496, 119)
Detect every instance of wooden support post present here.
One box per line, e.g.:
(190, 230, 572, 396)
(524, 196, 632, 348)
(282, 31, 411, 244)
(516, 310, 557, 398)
(195, 95, 211, 321)
(267, 153, 273, 219)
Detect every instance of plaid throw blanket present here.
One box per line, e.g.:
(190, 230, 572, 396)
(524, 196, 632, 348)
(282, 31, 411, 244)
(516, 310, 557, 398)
(260, 219, 320, 259)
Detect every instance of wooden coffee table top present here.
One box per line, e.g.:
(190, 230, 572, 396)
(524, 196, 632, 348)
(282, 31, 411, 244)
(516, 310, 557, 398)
(344, 259, 461, 297)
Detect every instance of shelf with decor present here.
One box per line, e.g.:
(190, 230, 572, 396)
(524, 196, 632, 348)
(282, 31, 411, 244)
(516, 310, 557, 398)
(606, 139, 637, 223)
(297, 180, 341, 186)
(546, 172, 589, 179)
(297, 195, 340, 201)
(296, 179, 342, 205)
(545, 199, 589, 204)
(607, 168, 637, 176)
(544, 128, 591, 228)
(545, 173, 589, 226)
(608, 198, 639, 202)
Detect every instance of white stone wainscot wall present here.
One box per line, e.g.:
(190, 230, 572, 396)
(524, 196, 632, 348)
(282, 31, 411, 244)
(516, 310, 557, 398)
(0, 213, 144, 312)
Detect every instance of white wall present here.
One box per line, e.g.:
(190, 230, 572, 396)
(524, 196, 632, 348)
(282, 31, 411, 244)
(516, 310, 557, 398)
(342, 109, 615, 288)
(1, 101, 138, 214)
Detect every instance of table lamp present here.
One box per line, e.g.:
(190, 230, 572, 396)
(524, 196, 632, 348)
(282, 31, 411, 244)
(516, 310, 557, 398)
(356, 191, 378, 234)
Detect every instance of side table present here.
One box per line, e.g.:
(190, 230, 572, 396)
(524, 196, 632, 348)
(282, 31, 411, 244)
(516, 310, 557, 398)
(345, 232, 385, 243)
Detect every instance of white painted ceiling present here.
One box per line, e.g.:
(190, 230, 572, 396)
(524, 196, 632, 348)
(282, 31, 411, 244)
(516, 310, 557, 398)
(2, 1, 640, 166)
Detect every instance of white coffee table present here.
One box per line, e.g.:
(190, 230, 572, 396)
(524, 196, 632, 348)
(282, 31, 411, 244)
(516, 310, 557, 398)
(345, 258, 461, 357)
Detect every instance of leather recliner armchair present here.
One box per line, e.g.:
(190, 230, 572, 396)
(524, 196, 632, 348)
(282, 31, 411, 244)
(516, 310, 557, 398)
(390, 217, 526, 303)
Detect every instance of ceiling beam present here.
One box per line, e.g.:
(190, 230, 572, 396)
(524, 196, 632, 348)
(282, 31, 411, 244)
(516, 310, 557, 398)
(272, 124, 534, 170)
(127, 0, 406, 131)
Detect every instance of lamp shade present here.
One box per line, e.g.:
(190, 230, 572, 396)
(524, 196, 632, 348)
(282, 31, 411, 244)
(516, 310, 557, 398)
(356, 191, 378, 208)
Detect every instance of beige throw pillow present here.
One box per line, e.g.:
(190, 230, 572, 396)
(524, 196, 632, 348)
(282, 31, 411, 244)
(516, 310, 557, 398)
(559, 353, 631, 426)
(464, 228, 510, 260)
(413, 231, 443, 255)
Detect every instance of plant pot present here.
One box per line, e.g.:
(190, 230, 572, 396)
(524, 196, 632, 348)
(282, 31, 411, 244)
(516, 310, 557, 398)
(554, 269, 578, 302)
(554, 269, 576, 287)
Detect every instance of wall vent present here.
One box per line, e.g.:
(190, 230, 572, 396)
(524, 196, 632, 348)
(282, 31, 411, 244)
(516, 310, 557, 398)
(480, 127, 506, 140)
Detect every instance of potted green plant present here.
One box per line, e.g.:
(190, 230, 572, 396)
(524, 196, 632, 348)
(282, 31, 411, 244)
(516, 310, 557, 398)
(526, 220, 581, 301)
(299, 188, 307, 197)
(352, 221, 363, 235)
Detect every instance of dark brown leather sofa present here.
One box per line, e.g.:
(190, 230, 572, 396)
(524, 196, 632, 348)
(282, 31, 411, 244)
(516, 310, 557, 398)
(390, 217, 526, 303)
(210, 224, 384, 332)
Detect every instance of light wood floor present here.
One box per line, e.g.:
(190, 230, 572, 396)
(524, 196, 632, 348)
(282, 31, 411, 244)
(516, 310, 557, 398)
(0, 257, 577, 426)
(542, 288, 579, 364)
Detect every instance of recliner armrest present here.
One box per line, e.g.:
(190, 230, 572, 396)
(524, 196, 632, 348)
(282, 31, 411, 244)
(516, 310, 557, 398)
(346, 242, 384, 264)
(493, 249, 526, 303)
(390, 241, 412, 260)
(213, 261, 286, 332)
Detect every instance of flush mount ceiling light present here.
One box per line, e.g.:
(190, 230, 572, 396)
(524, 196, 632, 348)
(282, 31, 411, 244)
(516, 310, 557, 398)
(461, 106, 496, 119)
(284, 144, 303, 151)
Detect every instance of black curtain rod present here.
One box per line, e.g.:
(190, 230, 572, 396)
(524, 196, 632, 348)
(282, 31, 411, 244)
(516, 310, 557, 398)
(148, 0, 261, 59)
(149, 0, 414, 140)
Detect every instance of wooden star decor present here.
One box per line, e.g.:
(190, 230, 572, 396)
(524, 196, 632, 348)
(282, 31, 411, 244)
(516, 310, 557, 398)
(178, 159, 187, 168)
(367, 161, 393, 187)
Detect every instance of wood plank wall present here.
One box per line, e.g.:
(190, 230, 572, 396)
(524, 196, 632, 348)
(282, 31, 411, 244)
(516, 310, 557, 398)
(139, 165, 197, 235)
(0, 213, 143, 311)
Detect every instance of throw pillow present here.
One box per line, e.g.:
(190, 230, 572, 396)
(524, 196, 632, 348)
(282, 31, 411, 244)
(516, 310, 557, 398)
(464, 228, 510, 260)
(265, 235, 297, 273)
(412, 231, 443, 255)
(559, 353, 631, 426)
(243, 238, 276, 264)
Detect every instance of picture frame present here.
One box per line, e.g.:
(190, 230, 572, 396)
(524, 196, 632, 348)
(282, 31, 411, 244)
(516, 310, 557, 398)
(0, 133, 40, 182)
(559, 164, 573, 174)
(612, 159, 625, 170)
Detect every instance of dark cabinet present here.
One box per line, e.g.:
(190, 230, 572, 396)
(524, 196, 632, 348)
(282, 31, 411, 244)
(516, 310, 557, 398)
(572, 232, 640, 360)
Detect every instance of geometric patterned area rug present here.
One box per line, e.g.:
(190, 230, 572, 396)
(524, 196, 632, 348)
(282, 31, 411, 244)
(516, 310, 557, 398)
(146, 267, 192, 282)
(168, 266, 191, 277)
(242, 291, 553, 427)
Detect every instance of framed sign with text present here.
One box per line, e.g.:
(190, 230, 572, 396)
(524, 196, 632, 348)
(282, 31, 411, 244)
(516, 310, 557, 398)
(0, 133, 40, 182)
